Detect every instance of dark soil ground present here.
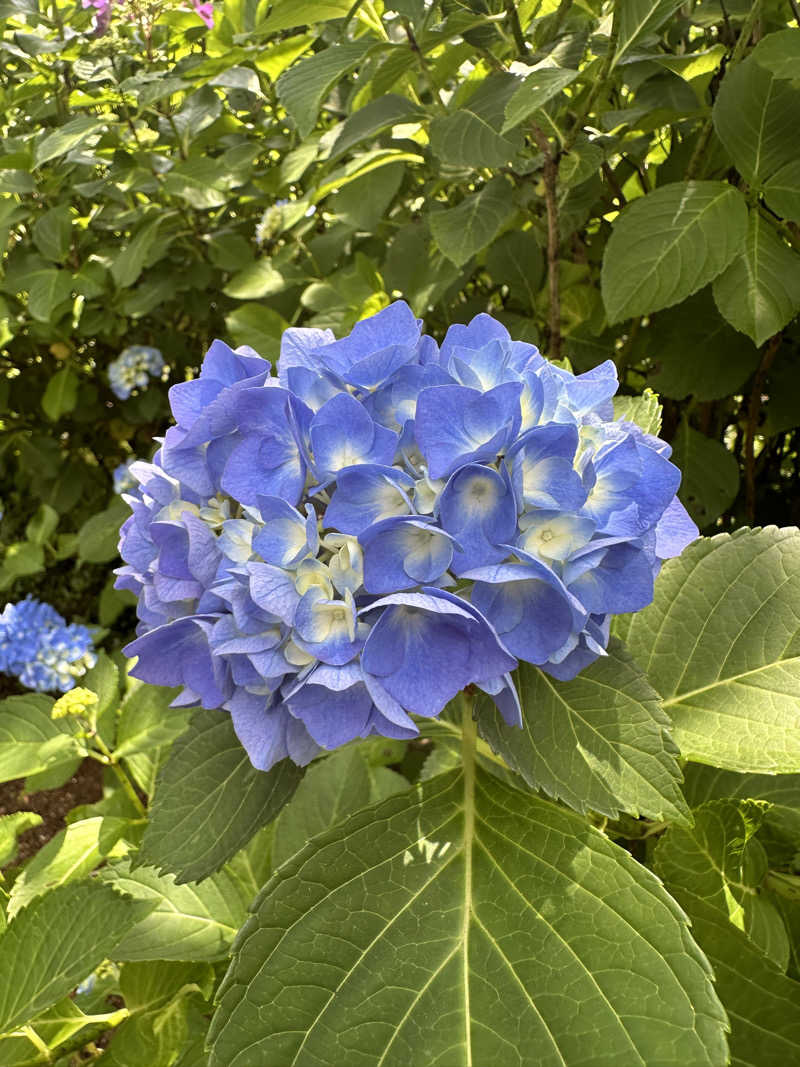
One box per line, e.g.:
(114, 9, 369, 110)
(0, 758, 104, 866)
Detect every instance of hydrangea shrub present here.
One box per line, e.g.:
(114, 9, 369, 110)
(117, 302, 696, 771)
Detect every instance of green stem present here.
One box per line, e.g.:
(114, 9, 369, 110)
(91, 734, 147, 816)
(460, 691, 476, 1067)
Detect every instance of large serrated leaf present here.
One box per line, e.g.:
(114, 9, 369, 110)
(618, 527, 800, 773)
(138, 708, 302, 883)
(8, 816, 130, 918)
(712, 210, 800, 346)
(277, 41, 376, 138)
(429, 176, 515, 267)
(0, 882, 153, 1033)
(613, 0, 684, 65)
(272, 744, 407, 869)
(99, 860, 252, 962)
(712, 56, 800, 186)
(655, 799, 788, 967)
(671, 418, 739, 527)
(647, 289, 760, 401)
(764, 160, 800, 224)
(501, 66, 579, 133)
(208, 763, 726, 1066)
(601, 181, 748, 323)
(657, 871, 800, 1065)
(477, 643, 689, 824)
(751, 28, 800, 80)
(330, 93, 426, 161)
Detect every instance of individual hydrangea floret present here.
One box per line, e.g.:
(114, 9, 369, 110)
(108, 345, 166, 400)
(0, 597, 96, 693)
(116, 302, 697, 772)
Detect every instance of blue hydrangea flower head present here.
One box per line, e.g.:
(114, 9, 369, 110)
(117, 304, 697, 771)
(0, 597, 97, 692)
(108, 345, 166, 400)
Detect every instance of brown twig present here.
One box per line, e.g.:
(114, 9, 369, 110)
(531, 122, 561, 359)
(744, 333, 781, 522)
(686, 0, 762, 179)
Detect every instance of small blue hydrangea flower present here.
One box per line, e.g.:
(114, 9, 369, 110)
(108, 345, 166, 400)
(113, 458, 138, 494)
(116, 303, 697, 772)
(0, 597, 97, 692)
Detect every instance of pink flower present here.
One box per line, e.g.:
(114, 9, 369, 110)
(192, 0, 214, 27)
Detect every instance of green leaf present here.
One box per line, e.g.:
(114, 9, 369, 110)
(327, 162, 404, 230)
(477, 643, 689, 823)
(32, 206, 72, 263)
(0, 882, 153, 1033)
(331, 94, 426, 161)
(114, 681, 187, 759)
(41, 367, 78, 420)
(613, 0, 684, 64)
(682, 765, 800, 809)
(613, 389, 662, 435)
(82, 651, 120, 724)
(0, 812, 42, 867)
(258, 0, 353, 32)
(34, 116, 104, 167)
(764, 160, 800, 223)
(431, 73, 522, 167)
(601, 181, 748, 323)
(8, 816, 130, 918)
(501, 67, 579, 133)
(27, 268, 72, 322)
(646, 289, 760, 401)
(0, 169, 35, 194)
(25, 503, 58, 545)
(272, 745, 407, 869)
(0, 541, 44, 590)
(671, 419, 739, 527)
(656, 872, 800, 1064)
(224, 304, 287, 360)
(618, 527, 800, 773)
(222, 258, 285, 300)
(76, 496, 130, 563)
(208, 766, 726, 1066)
(486, 229, 543, 307)
(430, 176, 515, 267)
(712, 56, 800, 185)
(110, 217, 162, 290)
(138, 707, 303, 884)
(654, 799, 788, 965)
(0, 695, 84, 784)
(102, 960, 213, 1067)
(751, 28, 800, 80)
(277, 41, 376, 138)
(99, 861, 252, 962)
(712, 210, 800, 346)
(253, 33, 315, 80)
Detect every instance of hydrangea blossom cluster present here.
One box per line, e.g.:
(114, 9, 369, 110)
(117, 302, 697, 772)
(108, 345, 166, 400)
(0, 598, 96, 692)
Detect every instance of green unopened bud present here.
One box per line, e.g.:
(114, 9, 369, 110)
(51, 687, 99, 720)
